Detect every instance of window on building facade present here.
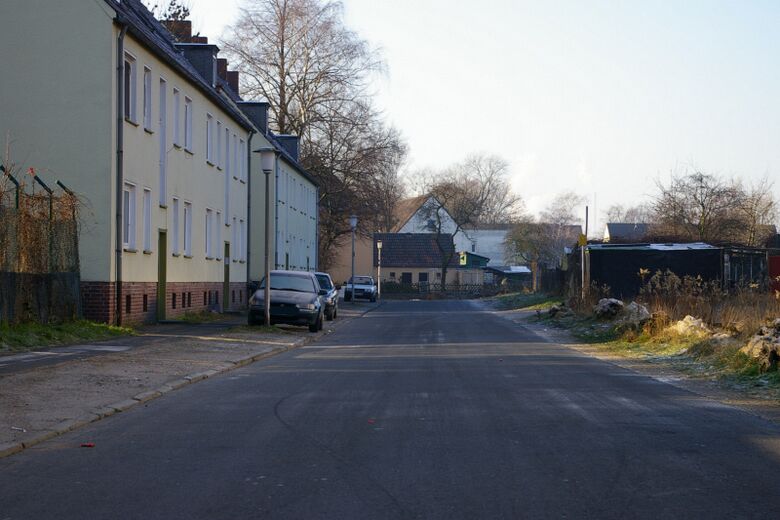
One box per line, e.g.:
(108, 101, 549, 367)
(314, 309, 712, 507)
(233, 134, 239, 181)
(225, 127, 230, 177)
(205, 208, 214, 258)
(216, 121, 223, 168)
(172, 88, 181, 147)
(172, 197, 180, 255)
(240, 219, 246, 262)
(143, 66, 152, 131)
(239, 139, 246, 182)
(184, 97, 193, 151)
(123, 54, 137, 122)
(184, 201, 192, 256)
(206, 114, 214, 164)
(143, 188, 152, 252)
(216, 211, 222, 260)
(123, 183, 136, 250)
(232, 217, 238, 262)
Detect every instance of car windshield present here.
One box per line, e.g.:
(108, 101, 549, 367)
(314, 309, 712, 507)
(349, 276, 373, 285)
(259, 273, 316, 293)
(315, 274, 333, 290)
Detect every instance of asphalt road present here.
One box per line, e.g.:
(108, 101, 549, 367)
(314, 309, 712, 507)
(2, 300, 780, 519)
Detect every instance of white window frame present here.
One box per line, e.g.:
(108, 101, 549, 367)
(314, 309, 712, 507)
(142, 188, 152, 252)
(172, 197, 180, 255)
(216, 121, 223, 169)
(143, 66, 153, 132)
(232, 217, 238, 263)
(123, 182, 137, 250)
(233, 134, 239, 181)
(123, 53, 137, 123)
(216, 211, 222, 260)
(183, 201, 192, 256)
(239, 219, 246, 262)
(205, 208, 214, 258)
(225, 127, 230, 178)
(206, 114, 214, 164)
(172, 88, 181, 147)
(184, 97, 193, 152)
(239, 138, 246, 182)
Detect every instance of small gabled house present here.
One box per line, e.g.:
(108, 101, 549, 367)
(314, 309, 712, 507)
(372, 233, 459, 286)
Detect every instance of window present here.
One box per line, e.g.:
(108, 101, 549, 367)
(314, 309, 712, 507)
(123, 53, 137, 122)
(205, 208, 214, 258)
(143, 294, 148, 312)
(232, 134, 238, 180)
(172, 293, 177, 309)
(239, 139, 246, 182)
(143, 66, 152, 131)
(184, 97, 193, 151)
(142, 188, 152, 252)
(216, 211, 222, 260)
(172, 197, 180, 255)
(183, 201, 192, 256)
(123, 183, 136, 249)
(232, 217, 238, 262)
(172, 88, 181, 147)
(239, 219, 246, 262)
(206, 114, 214, 164)
(225, 127, 230, 177)
(216, 121, 223, 168)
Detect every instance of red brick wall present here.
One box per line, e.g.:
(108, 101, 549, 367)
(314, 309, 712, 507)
(81, 280, 250, 325)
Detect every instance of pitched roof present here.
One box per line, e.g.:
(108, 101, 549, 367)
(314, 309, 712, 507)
(373, 233, 459, 268)
(391, 195, 430, 232)
(604, 223, 649, 242)
(109, 0, 254, 132)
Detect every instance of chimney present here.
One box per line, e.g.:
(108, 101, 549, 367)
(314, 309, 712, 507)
(163, 20, 192, 42)
(238, 101, 269, 134)
(175, 43, 219, 87)
(275, 135, 300, 162)
(226, 71, 240, 95)
(217, 58, 228, 80)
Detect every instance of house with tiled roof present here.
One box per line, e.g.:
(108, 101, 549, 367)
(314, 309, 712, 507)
(0, 0, 317, 324)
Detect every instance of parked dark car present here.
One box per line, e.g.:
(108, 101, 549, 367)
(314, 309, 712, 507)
(315, 272, 339, 320)
(248, 270, 324, 332)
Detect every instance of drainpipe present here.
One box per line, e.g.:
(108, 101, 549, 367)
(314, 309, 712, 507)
(245, 130, 254, 283)
(275, 156, 279, 270)
(115, 24, 128, 325)
(315, 186, 319, 270)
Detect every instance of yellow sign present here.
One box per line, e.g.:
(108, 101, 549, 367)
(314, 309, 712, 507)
(459, 252, 467, 265)
(578, 234, 587, 246)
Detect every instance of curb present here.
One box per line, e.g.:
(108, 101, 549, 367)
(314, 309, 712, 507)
(0, 303, 379, 460)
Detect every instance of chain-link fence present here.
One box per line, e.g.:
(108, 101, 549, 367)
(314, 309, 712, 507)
(0, 177, 81, 324)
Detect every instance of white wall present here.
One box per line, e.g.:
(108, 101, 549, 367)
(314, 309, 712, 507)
(397, 197, 475, 253)
(275, 158, 318, 272)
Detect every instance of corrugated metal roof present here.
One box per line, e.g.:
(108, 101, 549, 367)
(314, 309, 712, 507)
(587, 242, 716, 251)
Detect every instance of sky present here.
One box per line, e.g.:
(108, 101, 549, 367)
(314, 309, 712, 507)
(184, 0, 780, 235)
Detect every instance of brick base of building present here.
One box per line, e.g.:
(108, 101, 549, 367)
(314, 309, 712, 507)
(81, 281, 250, 325)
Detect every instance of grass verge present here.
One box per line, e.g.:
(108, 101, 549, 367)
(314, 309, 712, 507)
(0, 320, 134, 353)
(228, 324, 288, 334)
(176, 310, 232, 324)
(534, 313, 780, 398)
(491, 292, 562, 311)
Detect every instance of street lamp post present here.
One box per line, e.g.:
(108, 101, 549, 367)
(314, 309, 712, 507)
(255, 147, 277, 326)
(376, 240, 382, 300)
(349, 214, 357, 304)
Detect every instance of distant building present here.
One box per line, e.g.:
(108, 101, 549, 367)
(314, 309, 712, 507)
(603, 223, 649, 243)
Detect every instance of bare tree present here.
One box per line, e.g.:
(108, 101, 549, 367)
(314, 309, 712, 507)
(222, 0, 405, 269)
(415, 153, 523, 288)
(652, 170, 746, 243)
(604, 203, 654, 224)
(143, 0, 191, 20)
(736, 176, 778, 246)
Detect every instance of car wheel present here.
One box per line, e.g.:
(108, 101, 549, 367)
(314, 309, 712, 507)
(309, 315, 320, 333)
(326, 308, 334, 321)
(333, 307, 337, 319)
(370, 295, 377, 302)
(248, 314, 260, 326)
(318, 312, 324, 330)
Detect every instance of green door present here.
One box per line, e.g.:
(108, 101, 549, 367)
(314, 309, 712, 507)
(157, 230, 167, 321)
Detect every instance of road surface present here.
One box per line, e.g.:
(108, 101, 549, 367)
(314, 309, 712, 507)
(1, 300, 779, 519)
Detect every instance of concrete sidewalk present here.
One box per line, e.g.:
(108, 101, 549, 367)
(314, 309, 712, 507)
(0, 301, 380, 458)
